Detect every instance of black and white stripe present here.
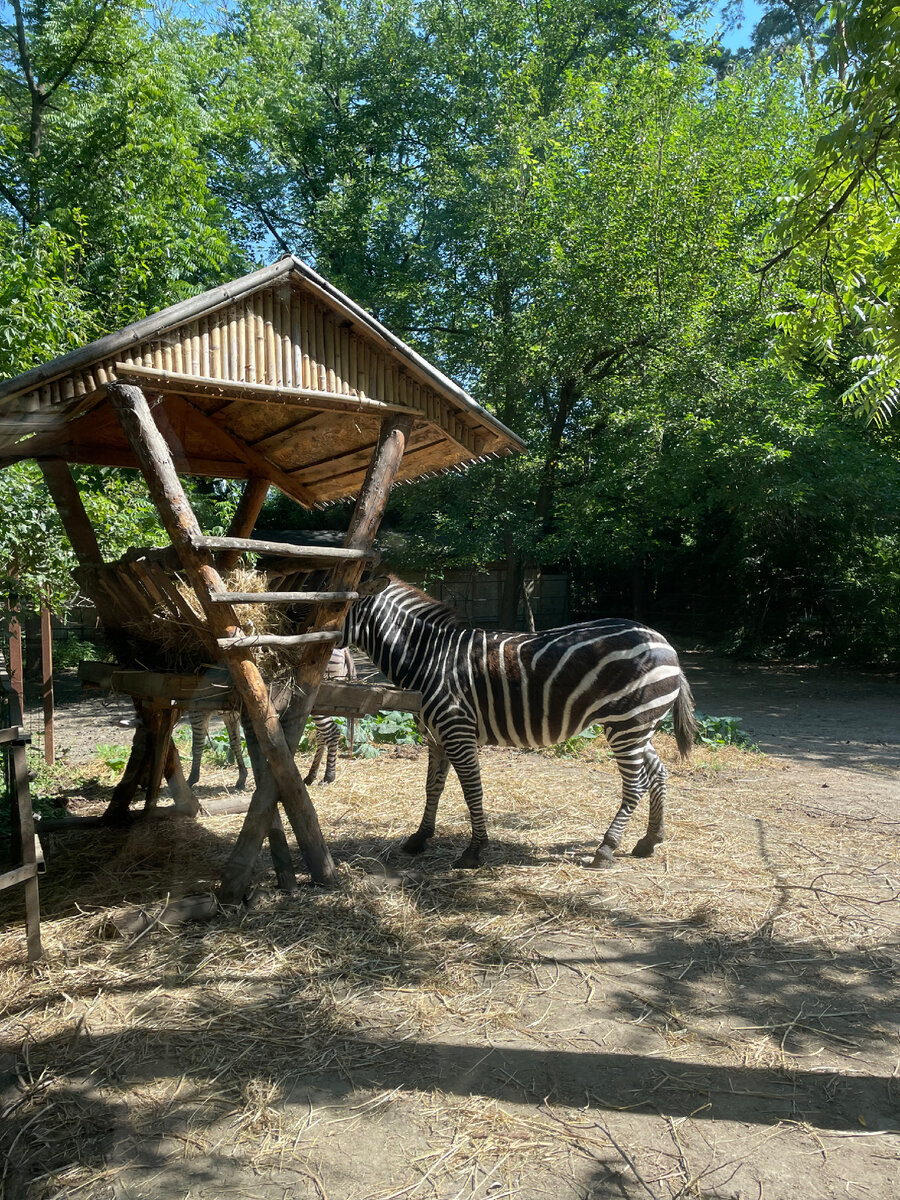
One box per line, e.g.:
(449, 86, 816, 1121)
(345, 578, 696, 868)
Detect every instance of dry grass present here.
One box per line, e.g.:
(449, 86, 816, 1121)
(125, 566, 309, 680)
(1, 739, 898, 1198)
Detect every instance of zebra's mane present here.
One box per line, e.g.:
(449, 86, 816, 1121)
(388, 576, 464, 628)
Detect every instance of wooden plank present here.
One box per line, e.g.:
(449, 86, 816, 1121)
(195, 535, 373, 562)
(0, 726, 28, 745)
(166, 393, 319, 509)
(311, 682, 422, 716)
(112, 363, 418, 418)
(209, 590, 358, 604)
(0, 863, 38, 890)
(216, 630, 341, 649)
(78, 660, 234, 702)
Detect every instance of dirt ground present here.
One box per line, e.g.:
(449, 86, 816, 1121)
(0, 656, 898, 1200)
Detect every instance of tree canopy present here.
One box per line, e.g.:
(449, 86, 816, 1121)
(0, 0, 898, 660)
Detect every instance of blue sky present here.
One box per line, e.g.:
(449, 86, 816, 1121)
(705, 1, 768, 50)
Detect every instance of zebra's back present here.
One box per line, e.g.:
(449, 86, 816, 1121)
(445, 620, 681, 750)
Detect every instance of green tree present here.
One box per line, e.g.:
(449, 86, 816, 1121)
(769, 0, 900, 424)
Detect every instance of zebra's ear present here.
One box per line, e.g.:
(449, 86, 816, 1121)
(357, 573, 392, 597)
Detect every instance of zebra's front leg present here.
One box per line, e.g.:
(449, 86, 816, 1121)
(631, 746, 667, 858)
(402, 742, 450, 855)
(589, 739, 647, 869)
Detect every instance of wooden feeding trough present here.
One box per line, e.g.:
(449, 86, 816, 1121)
(0, 256, 524, 906)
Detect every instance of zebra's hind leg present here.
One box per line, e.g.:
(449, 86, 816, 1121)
(223, 711, 249, 790)
(402, 742, 450, 855)
(588, 735, 648, 869)
(444, 737, 489, 868)
(631, 745, 667, 858)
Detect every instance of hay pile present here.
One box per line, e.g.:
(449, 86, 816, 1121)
(126, 566, 310, 679)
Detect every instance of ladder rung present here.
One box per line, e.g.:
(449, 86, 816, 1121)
(217, 630, 342, 650)
(209, 591, 359, 604)
(195, 535, 372, 562)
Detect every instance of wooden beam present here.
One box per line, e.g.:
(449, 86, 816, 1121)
(39, 460, 104, 567)
(195, 535, 373, 563)
(209, 590, 358, 604)
(219, 476, 272, 572)
(113, 363, 421, 419)
(106, 381, 337, 887)
(166, 392, 318, 509)
(216, 630, 341, 650)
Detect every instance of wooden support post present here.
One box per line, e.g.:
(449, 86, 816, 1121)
(165, 738, 199, 815)
(143, 707, 178, 812)
(103, 710, 149, 824)
(41, 598, 54, 765)
(106, 383, 337, 889)
(11, 737, 41, 961)
(218, 413, 412, 904)
(219, 476, 271, 573)
(39, 460, 104, 566)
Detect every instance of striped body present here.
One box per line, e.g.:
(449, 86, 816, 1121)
(346, 579, 695, 868)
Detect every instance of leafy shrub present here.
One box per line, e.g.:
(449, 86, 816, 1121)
(95, 743, 130, 774)
(659, 710, 759, 750)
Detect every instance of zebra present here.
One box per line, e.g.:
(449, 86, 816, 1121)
(343, 578, 696, 869)
(186, 648, 356, 789)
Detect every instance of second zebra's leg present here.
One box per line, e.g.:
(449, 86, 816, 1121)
(187, 711, 207, 788)
(402, 740, 450, 855)
(631, 744, 667, 858)
(223, 711, 248, 790)
(589, 732, 649, 868)
(303, 720, 326, 785)
(320, 717, 340, 783)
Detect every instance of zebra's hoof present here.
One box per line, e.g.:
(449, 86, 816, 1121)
(402, 833, 430, 854)
(631, 837, 658, 858)
(236, 777, 249, 791)
(321, 775, 336, 786)
(586, 845, 616, 869)
(187, 775, 200, 789)
(303, 774, 316, 787)
(453, 841, 486, 869)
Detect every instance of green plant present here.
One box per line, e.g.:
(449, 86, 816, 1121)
(659, 710, 759, 750)
(552, 724, 602, 757)
(53, 636, 101, 670)
(95, 743, 130, 774)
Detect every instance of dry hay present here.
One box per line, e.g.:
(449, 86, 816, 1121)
(1, 739, 898, 1198)
(125, 565, 308, 680)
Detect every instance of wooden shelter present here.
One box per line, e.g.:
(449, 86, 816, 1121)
(0, 256, 524, 908)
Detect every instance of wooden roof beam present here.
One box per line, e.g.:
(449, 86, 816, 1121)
(113, 363, 421, 420)
(165, 393, 318, 509)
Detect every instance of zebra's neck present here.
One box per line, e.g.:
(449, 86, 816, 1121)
(350, 582, 464, 689)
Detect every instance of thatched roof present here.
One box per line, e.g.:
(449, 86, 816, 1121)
(0, 257, 524, 506)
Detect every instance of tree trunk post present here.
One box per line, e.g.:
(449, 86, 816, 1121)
(106, 382, 337, 888)
(219, 476, 271, 573)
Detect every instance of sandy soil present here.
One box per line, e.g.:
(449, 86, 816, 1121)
(1, 657, 898, 1200)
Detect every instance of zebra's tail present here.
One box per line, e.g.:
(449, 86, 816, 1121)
(673, 671, 697, 759)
